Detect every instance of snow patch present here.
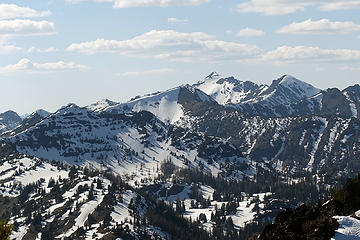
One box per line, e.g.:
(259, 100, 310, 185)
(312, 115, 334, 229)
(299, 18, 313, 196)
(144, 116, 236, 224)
(332, 216, 360, 240)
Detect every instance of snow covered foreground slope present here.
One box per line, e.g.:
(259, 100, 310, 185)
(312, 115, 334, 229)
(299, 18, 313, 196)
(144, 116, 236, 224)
(332, 216, 360, 240)
(0, 143, 179, 240)
(0, 142, 271, 240)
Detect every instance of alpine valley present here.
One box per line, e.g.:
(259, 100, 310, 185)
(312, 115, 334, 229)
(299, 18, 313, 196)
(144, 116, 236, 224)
(1, 73, 360, 240)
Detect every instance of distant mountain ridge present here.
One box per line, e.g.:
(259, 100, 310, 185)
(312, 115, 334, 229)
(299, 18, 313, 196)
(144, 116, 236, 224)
(0, 109, 50, 135)
(2, 73, 360, 187)
(86, 73, 360, 121)
(2, 74, 360, 184)
(3, 74, 358, 132)
(0, 110, 22, 133)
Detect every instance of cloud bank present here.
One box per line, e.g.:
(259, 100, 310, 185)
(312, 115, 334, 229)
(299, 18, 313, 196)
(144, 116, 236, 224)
(0, 4, 51, 20)
(0, 19, 55, 36)
(237, 28, 265, 37)
(67, 0, 210, 8)
(0, 59, 88, 73)
(278, 19, 360, 34)
(67, 30, 262, 62)
(261, 46, 360, 64)
(235, 0, 360, 15)
(168, 17, 188, 23)
(67, 29, 360, 65)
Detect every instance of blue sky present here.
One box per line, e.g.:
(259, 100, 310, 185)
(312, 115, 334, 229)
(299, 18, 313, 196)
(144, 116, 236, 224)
(1, 0, 360, 114)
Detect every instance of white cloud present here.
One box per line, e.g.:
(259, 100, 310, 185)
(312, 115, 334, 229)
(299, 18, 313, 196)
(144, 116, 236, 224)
(168, 17, 188, 23)
(0, 58, 88, 73)
(0, 44, 21, 54)
(237, 27, 264, 37)
(235, 0, 315, 15)
(0, 19, 55, 36)
(27, 46, 59, 53)
(114, 0, 210, 8)
(121, 68, 173, 76)
(278, 19, 360, 34)
(67, 29, 360, 66)
(0, 4, 51, 20)
(319, 1, 360, 11)
(260, 46, 360, 64)
(67, 30, 360, 65)
(235, 0, 360, 15)
(0, 35, 21, 54)
(67, 30, 262, 62)
(67, 0, 210, 8)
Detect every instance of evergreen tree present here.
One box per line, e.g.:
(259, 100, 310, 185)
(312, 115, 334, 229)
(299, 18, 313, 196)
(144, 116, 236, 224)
(88, 184, 95, 200)
(96, 178, 103, 189)
(0, 220, 13, 240)
(199, 213, 207, 223)
(68, 166, 77, 180)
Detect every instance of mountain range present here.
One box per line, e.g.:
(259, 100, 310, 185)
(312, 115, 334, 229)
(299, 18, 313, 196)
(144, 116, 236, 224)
(3, 73, 359, 184)
(1, 73, 360, 239)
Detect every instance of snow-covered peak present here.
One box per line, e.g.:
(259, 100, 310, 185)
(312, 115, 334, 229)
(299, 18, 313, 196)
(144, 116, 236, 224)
(278, 74, 296, 84)
(280, 75, 321, 97)
(21, 109, 51, 122)
(275, 75, 320, 98)
(183, 84, 196, 93)
(195, 75, 263, 105)
(57, 103, 85, 115)
(34, 109, 51, 118)
(250, 75, 321, 107)
(106, 87, 184, 124)
(105, 85, 216, 125)
(182, 84, 215, 103)
(194, 74, 322, 117)
(86, 99, 118, 112)
(20, 113, 30, 120)
(0, 110, 22, 133)
(4, 109, 52, 137)
(0, 110, 21, 123)
(204, 71, 221, 80)
(20, 109, 50, 121)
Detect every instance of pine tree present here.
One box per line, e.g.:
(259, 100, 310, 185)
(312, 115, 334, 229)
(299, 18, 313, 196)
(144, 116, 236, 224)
(0, 220, 13, 240)
(88, 184, 95, 200)
(96, 178, 103, 189)
(69, 166, 77, 180)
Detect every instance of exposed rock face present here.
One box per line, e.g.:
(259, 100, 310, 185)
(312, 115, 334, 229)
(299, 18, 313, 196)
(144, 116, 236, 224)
(260, 204, 339, 240)
(261, 173, 360, 240)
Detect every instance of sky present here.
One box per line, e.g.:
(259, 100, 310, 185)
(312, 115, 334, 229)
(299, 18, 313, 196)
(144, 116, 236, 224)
(0, 0, 360, 115)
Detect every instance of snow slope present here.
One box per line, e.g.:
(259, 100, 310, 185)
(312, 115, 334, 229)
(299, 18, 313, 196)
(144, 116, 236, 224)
(332, 216, 360, 240)
(104, 85, 215, 125)
(195, 74, 267, 106)
(195, 74, 321, 117)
